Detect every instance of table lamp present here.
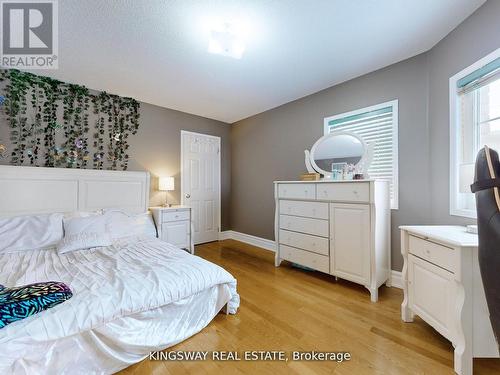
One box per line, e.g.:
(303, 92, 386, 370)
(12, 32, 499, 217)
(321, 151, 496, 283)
(159, 176, 175, 207)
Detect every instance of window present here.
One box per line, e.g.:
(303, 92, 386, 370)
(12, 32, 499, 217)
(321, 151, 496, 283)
(324, 100, 399, 209)
(450, 49, 500, 218)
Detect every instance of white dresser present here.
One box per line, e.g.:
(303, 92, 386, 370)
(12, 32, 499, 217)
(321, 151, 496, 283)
(400, 226, 499, 375)
(150, 206, 194, 254)
(274, 180, 391, 302)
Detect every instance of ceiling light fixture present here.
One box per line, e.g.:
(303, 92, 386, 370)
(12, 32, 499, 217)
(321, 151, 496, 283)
(207, 21, 246, 59)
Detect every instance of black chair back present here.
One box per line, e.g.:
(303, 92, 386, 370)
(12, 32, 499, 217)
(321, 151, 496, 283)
(473, 146, 500, 347)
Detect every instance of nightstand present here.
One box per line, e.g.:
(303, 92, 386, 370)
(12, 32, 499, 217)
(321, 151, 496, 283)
(150, 206, 194, 254)
(400, 226, 499, 375)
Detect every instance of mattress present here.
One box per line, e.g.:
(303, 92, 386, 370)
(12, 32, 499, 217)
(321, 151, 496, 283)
(0, 237, 240, 374)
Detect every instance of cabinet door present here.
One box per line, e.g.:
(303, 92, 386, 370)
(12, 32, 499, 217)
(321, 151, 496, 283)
(408, 254, 455, 340)
(330, 203, 370, 284)
(161, 220, 190, 249)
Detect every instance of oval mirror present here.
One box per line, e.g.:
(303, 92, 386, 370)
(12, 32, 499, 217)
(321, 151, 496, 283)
(310, 132, 366, 176)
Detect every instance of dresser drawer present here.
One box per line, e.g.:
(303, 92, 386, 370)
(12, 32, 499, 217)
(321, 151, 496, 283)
(280, 244, 329, 273)
(162, 210, 190, 223)
(279, 215, 329, 237)
(408, 235, 456, 273)
(316, 182, 370, 202)
(279, 229, 329, 256)
(277, 184, 316, 200)
(279, 200, 328, 219)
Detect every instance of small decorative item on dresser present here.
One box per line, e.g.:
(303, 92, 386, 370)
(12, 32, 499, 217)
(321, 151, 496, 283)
(150, 206, 194, 254)
(331, 162, 346, 181)
(299, 172, 320, 181)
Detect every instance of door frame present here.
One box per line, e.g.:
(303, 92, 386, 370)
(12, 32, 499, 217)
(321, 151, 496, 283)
(180, 130, 222, 241)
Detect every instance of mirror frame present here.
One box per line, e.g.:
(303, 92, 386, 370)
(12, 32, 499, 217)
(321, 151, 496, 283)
(309, 131, 368, 177)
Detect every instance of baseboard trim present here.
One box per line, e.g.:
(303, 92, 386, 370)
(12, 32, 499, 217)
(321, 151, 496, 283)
(219, 230, 276, 252)
(219, 231, 403, 286)
(390, 270, 403, 289)
(218, 230, 234, 241)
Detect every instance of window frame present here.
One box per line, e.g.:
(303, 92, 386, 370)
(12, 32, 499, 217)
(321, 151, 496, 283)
(449, 47, 500, 219)
(324, 100, 399, 209)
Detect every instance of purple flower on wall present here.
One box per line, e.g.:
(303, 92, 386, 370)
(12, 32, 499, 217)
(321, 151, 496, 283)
(75, 138, 84, 149)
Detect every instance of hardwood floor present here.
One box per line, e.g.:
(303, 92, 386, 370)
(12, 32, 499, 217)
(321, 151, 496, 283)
(120, 239, 500, 375)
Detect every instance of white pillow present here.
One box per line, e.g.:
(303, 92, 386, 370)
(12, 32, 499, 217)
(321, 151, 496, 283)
(0, 213, 63, 253)
(63, 210, 103, 219)
(57, 214, 112, 254)
(104, 210, 157, 240)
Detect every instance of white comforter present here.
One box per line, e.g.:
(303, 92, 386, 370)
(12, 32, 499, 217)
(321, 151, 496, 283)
(0, 237, 239, 373)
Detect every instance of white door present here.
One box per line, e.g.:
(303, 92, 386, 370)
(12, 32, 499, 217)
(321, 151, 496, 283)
(181, 131, 220, 244)
(330, 203, 370, 285)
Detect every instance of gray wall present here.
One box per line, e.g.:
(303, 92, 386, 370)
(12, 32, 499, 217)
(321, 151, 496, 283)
(128, 102, 231, 230)
(428, 0, 500, 226)
(0, 96, 232, 230)
(231, 54, 430, 271)
(230, 0, 500, 271)
(1, 0, 498, 265)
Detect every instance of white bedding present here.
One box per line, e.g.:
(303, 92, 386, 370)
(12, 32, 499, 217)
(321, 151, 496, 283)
(0, 237, 240, 374)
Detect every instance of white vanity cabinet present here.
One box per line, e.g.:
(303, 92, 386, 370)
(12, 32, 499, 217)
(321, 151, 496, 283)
(330, 203, 371, 285)
(400, 226, 499, 375)
(274, 180, 391, 302)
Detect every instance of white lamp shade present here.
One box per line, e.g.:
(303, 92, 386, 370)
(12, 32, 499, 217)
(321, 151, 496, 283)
(459, 163, 475, 193)
(159, 177, 175, 191)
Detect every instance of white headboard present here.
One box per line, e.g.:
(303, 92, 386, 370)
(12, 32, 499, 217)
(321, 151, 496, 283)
(0, 165, 150, 217)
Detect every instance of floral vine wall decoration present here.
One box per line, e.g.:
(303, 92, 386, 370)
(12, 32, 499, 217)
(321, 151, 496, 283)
(0, 69, 140, 170)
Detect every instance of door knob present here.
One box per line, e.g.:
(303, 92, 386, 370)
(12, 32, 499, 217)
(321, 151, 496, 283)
(185, 193, 191, 199)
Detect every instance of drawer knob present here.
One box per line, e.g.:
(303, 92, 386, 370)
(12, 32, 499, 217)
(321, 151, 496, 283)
(353, 190, 358, 195)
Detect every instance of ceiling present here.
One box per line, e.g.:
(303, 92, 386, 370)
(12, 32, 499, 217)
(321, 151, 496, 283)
(35, 0, 485, 123)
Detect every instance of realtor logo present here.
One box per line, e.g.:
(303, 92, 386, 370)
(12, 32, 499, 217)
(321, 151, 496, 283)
(1, 0, 58, 69)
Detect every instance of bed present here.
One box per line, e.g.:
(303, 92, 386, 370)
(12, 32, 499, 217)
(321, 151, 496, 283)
(0, 166, 240, 374)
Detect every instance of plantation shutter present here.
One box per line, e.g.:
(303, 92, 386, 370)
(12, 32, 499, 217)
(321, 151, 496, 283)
(457, 57, 500, 93)
(326, 105, 397, 208)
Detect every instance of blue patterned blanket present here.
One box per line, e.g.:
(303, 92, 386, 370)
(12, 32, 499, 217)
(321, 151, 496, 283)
(0, 282, 72, 329)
